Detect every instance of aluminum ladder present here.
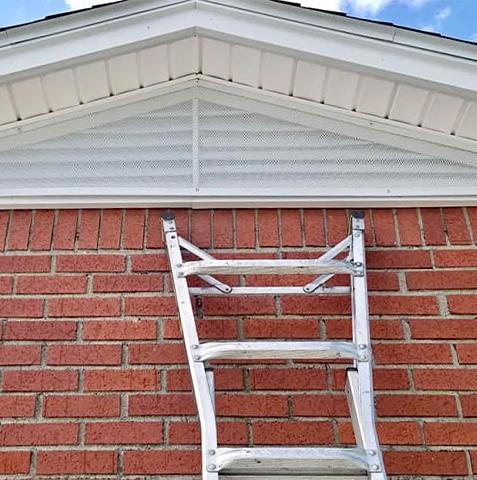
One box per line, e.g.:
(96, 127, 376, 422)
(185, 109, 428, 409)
(162, 210, 386, 480)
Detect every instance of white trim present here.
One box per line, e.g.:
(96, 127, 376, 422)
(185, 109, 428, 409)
(0, 0, 476, 96)
(2, 195, 477, 209)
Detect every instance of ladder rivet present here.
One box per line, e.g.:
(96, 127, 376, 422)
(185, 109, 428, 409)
(371, 464, 380, 471)
(208, 450, 216, 456)
(359, 355, 368, 361)
(359, 344, 367, 350)
(367, 449, 376, 456)
(208, 464, 217, 471)
(191, 345, 199, 350)
(193, 355, 201, 361)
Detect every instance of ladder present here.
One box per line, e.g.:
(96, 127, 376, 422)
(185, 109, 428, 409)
(162, 210, 386, 480)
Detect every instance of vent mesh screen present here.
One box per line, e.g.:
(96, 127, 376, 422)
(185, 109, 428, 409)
(0, 98, 475, 196)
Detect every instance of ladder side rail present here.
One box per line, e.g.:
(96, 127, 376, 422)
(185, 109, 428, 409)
(349, 212, 386, 479)
(162, 213, 218, 480)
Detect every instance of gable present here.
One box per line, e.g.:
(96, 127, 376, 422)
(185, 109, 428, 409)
(1, 83, 476, 208)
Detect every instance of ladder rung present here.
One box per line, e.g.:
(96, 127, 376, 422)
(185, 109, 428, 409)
(212, 447, 372, 475)
(193, 341, 360, 361)
(178, 259, 362, 277)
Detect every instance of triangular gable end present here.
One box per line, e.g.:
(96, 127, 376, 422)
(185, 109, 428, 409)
(1, 83, 476, 208)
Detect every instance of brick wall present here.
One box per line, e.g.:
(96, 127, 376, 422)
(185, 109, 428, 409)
(0, 207, 477, 478)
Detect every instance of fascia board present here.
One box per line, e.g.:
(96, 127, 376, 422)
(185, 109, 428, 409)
(0, 0, 476, 96)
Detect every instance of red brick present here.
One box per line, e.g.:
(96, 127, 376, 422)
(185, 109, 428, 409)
(461, 395, 477, 417)
(244, 318, 318, 339)
(235, 209, 256, 248)
(407, 270, 477, 290)
(292, 394, 349, 417)
(434, 249, 477, 267)
(280, 210, 302, 247)
(425, 422, 477, 445)
(56, 254, 125, 272)
(0, 276, 13, 293)
(44, 394, 120, 418)
(123, 450, 199, 475)
(7, 211, 32, 250)
(443, 207, 471, 244)
(83, 320, 156, 340)
(4, 321, 76, 340)
(0, 423, 78, 446)
(0, 396, 36, 418)
(98, 209, 122, 249)
(84, 369, 158, 391)
(85, 421, 162, 445)
(3, 370, 78, 392)
(53, 210, 78, 249)
(0, 255, 50, 273)
(169, 421, 247, 445)
(124, 296, 177, 316)
(367, 250, 431, 269)
(0, 452, 31, 474)
(48, 345, 121, 365)
(303, 209, 325, 246)
(326, 209, 347, 246)
(369, 295, 438, 315)
(0, 211, 8, 252)
(397, 208, 421, 246)
(0, 298, 43, 317)
(331, 368, 409, 390)
(414, 368, 477, 390)
(421, 208, 446, 245)
(191, 210, 211, 248)
(203, 296, 275, 315)
(373, 209, 396, 246)
(129, 393, 197, 416)
(163, 318, 238, 339)
(448, 295, 477, 314)
(146, 209, 164, 248)
(213, 210, 233, 248)
(123, 209, 145, 249)
(258, 209, 279, 247)
(216, 394, 288, 417)
(131, 253, 169, 272)
(377, 394, 457, 417)
(281, 296, 351, 315)
(410, 318, 477, 339)
(129, 343, 186, 364)
(250, 368, 326, 390)
(0, 345, 40, 365)
(93, 274, 163, 292)
(374, 343, 451, 364)
(31, 210, 54, 250)
(49, 297, 120, 317)
(37, 451, 117, 475)
(456, 344, 477, 364)
(339, 420, 422, 445)
(367, 271, 400, 291)
(16, 275, 87, 294)
(253, 421, 333, 445)
(385, 451, 468, 476)
(326, 319, 403, 340)
(78, 209, 100, 249)
(167, 368, 243, 391)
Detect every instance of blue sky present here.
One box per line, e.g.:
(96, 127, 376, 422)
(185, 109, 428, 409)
(0, 0, 476, 43)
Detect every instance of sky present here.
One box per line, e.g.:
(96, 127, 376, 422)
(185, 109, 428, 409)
(0, 0, 476, 43)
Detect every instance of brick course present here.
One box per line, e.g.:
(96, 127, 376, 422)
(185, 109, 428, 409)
(0, 207, 476, 477)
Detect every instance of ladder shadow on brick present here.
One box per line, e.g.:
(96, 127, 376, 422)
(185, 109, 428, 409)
(162, 210, 386, 480)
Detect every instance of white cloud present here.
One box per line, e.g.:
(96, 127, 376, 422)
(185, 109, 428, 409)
(300, 0, 431, 15)
(435, 5, 451, 20)
(65, 0, 118, 10)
